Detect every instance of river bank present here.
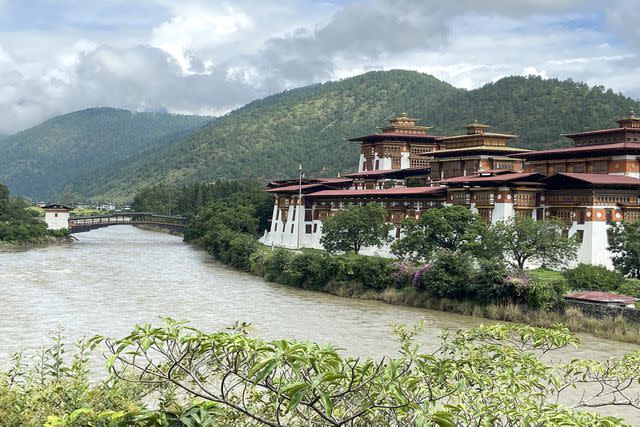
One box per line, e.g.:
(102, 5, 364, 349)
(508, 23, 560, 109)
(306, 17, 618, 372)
(322, 281, 640, 345)
(2, 226, 638, 423)
(197, 236, 640, 345)
(0, 234, 75, 248)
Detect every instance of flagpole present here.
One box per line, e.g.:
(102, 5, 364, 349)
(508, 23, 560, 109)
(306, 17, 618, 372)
(297, 164, 302, 249)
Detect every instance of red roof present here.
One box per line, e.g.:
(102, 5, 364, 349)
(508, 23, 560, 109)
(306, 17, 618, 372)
(562, 127, 640, 137)
(345, 167, 430, 178)
(267, 177, 352, 188)
(348, 132, 440, 142)
(565, 291, 638, 304)
(542, 173, 640, 187)
(440, 172, 545, 185)
(310, 186, 447, 198)
(514, 142, 640, 159)
(266, 180, 352, 193)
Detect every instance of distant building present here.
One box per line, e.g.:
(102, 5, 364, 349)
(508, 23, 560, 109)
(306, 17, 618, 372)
(42, 204, 72, 230)
(98, 202, 117, 211)
(261, 112, 640, 266)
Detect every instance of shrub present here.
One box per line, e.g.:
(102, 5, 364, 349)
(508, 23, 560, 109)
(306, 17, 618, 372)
(472, 258, 510, 303)
(525, 279, 568, 310)
(263, 248, 295, 283)
(419, 251, 474, 298)
(391, 261, 416, 289)
(220, 234, 259, 271)
(249, 250, 271, 276)
(336, 254, 394, 290)
(563, 263, 625, 292)
(617, 279, 640, 298)
(279, 252, 339, 289)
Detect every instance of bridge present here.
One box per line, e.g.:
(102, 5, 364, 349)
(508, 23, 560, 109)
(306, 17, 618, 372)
(66, 212, 188, 234)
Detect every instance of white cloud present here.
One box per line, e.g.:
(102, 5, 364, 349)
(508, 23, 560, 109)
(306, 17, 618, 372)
(1, 0, 640, 134)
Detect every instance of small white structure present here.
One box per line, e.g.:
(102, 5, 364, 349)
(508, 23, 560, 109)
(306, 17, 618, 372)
(97, 202, 117, 211)
(42, 204, 72, 230)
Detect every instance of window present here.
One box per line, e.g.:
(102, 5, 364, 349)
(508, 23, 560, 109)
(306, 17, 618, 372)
(305, 224, 312, 234)
(313, 223, 318, 233)
(274, 223, 278, 231)
(291, 224, 294, 233)
(54, 213, 58, 217)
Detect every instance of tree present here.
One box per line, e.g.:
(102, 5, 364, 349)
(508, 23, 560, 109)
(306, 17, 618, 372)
(564, 263, 626, 291)
(609, 221, 640, 278)
(0, 183, 51, 243)
(320, 203, 391, 253)
(490, 216, 579, 272)
(391, 206, 482, 261)
(39, 319, 636, 426)
(132, 184, 180, 214)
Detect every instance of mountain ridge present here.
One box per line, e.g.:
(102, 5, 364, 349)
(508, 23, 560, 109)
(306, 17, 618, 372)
(0, 108, 213, 199)
(3, 70, 639, 203)
(68, 70, 640, 202)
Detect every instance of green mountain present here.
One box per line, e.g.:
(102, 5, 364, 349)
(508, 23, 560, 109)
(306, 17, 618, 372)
(0, 108, 212, 199)
(73, 70, 640, 202)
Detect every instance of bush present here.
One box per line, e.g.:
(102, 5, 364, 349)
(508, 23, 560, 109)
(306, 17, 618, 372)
(617, 279, 640, 298)
(563, 264, 625, 292)
(526, 279, 568, 310)
(419, 252, 474, 299)
(391, 261, 416, 289)
(263, 248, 295, 283)
(336, 254, 394, 291)
(279, 252, 339, 289)
(472, 259, 510, 303)
(219, 234, 259, 271)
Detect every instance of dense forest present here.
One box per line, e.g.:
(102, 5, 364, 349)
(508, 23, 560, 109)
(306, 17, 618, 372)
(0, 108, 212, 199)
(3, 70, 639, 203)
(69, 71, 640, 202)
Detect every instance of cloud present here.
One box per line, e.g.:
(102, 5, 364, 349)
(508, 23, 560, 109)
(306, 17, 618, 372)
(0, 0, 639, 134)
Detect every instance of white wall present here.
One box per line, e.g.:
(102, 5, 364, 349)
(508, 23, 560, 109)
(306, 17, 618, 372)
(44, 211, 70, 230)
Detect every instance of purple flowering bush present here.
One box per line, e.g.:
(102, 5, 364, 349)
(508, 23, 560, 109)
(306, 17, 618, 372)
(391, 260, 417, 288)
(412, 263, 434, 290)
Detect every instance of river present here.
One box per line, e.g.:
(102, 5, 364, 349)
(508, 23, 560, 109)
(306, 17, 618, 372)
(0, 226, 638, 422)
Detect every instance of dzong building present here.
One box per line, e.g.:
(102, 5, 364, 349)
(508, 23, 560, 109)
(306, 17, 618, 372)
(261, 112, 640, 268)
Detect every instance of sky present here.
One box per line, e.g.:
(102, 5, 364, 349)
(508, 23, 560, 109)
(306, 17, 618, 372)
(1, 0, 640, 134)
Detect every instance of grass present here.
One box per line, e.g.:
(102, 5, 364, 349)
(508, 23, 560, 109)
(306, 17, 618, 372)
(320, 282, 640, 345)
(70, 208, 108, 217)
(528, 268, 564, 283)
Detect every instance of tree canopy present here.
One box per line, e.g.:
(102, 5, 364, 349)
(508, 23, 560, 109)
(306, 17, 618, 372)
(490, 216, 579, 272)
(0, 183, 52, 243)
(320, 203, 391, 253)
(0, 108, 212, 200)
(392, 206, 482, 261)
(609, 221, 640, 278)
(7, 320, 634, 426)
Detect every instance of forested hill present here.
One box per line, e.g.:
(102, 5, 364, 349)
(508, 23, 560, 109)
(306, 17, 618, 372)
(74, 70, 640, 202)
(0, 108, 212, 199)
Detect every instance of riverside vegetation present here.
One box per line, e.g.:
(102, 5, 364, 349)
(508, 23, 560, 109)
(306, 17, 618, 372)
(2, 319, 640, 426)
(0, 183, 69, 244)
(164, 182, 640, 344)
